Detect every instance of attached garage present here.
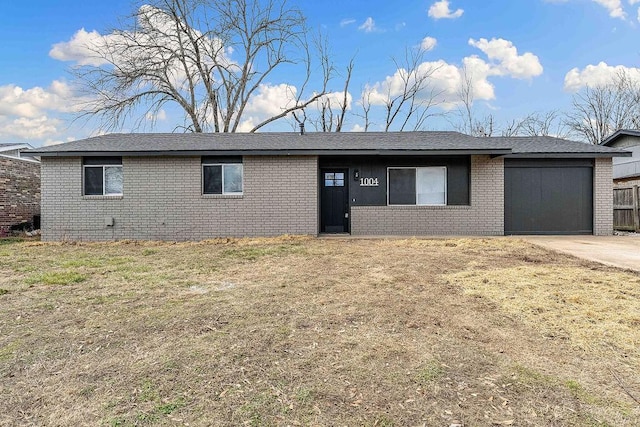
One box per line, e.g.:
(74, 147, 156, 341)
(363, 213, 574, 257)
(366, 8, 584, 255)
(505, 159, 594, 235)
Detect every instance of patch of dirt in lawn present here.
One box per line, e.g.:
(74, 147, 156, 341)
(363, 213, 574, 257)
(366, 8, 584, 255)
(0, 237, 638, 426)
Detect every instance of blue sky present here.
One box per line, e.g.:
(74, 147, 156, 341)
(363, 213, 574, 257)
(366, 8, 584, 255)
(1, 0, 639, 146)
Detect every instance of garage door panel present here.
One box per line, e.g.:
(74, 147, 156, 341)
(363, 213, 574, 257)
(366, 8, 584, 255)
(505, 160, 593, 235)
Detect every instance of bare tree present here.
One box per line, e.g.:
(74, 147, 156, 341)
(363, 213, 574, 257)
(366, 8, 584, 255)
(455, 65, 475, 135)
(382, 47, 442, 131)
(356, 47, 443, 132)
(355, 87, 373, 132)
(453, 67, 570, 138)
(293, 58, 353, 132)
(451, 65, 495, 137)
(502, 110, 569, 138)
(566, 70, 640, 144)
(74, 0, 331, 133)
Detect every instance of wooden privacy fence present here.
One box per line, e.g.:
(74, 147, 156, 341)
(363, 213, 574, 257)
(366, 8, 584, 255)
(613, 185, 640, 231)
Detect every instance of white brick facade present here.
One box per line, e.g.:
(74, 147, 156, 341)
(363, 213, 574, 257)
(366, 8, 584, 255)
(40, 154, 614, 240)
(41, 156, 318, 241)
(593, 157, 613, 236)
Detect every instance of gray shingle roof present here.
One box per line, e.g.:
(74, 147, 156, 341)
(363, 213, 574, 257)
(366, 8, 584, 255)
(497, 136, 627, 155)
(25, 132, 629, 157)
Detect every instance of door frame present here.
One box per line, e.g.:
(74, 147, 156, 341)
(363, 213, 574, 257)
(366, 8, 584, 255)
(320, 168, 350, 233)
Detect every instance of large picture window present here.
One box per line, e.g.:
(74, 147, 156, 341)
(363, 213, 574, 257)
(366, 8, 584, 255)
(202, 157, 243, 195)
(388, 166, 446, 206)
(83, 157, 123, 196)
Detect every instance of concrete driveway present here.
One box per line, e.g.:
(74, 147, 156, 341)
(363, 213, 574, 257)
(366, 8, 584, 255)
(521, 235, 640, 272)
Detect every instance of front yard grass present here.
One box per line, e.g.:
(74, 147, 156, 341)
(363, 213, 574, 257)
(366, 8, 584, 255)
(0, 237, 638, 426)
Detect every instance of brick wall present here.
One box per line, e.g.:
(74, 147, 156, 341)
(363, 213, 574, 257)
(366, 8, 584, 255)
(0, 156, 40, 235)
(350, 155, 504, 236)
(41, 156, 318, 241)
(593, 157, 613, 236)
(40, 154, 614, 240)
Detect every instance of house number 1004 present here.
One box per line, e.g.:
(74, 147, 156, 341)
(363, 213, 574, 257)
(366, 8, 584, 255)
(360, 177, 379, 187)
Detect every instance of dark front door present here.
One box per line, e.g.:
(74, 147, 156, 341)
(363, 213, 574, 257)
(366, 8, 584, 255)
(321, 169, 349, 233)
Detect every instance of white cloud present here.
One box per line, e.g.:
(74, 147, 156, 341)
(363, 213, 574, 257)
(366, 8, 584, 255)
(468, 38, 543, 79)
(563, 61, 640, 91)
(363, 38, 543, 111)
(0, 116, 61, 140)
(235, 83, 299, 131)
(460, 56, 500, 101)
(235, 117, 256, 133)
(50, 6, 234, 87)
(340, 18, 356, 27)
(315, 91, 353, 112)
(244, 84, 297, 117)
(547, 0, 629, 18)
(358, 17, 378, 33)
(420, 36, 438, 52)
(428, 1, 464, 19)
(364, 59, 495, 110)
(237, 85, 353, 132)
(592, 0, 626, 18)
(0, 81, 81, 118)
(638, 6, 640, 21)
(145, 109, 167, 122)
(0, 80, 86, 142)
(351, 124, 365, 132)
(49, 28, 111, 66)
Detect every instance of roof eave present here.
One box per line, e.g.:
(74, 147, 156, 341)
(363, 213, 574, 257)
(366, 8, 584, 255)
(505, 152, 631, 158)
(614, 173, 640, 180)
(0, 153, 41, 163)
(0, 144, 32, 152)
(601, 129, 640, 146)
(29, 148, 514, 157)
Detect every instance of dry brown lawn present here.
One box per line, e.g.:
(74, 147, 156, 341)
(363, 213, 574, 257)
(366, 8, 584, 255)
(0, 236, 639, 426)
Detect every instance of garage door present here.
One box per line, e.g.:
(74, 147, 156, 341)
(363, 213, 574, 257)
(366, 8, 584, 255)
(505, 159, 593, 235)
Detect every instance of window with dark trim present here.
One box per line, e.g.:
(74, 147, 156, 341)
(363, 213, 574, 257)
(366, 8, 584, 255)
(388, 166, 446, 206)
(202, 157, 243, 195)
(83, 157, 123, 196)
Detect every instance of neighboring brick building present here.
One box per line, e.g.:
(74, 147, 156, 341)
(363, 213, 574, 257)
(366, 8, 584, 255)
(26, 132, 627, 241)
(0, 144, 41, 235)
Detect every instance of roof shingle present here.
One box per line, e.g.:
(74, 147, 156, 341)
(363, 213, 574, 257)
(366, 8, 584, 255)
(25, 131, 629, 157)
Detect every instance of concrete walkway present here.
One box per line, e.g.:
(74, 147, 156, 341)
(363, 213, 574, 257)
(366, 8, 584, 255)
(521, 235, 640, 272)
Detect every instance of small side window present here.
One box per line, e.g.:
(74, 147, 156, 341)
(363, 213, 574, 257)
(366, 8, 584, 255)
(83, 157, 123, 196)
(202, 157, 243, 195)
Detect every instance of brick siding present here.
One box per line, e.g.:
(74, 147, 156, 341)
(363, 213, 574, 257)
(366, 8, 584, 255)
(350, 155, 504, 236)
(593, 157, 613, 236)
(40, 154, 615, 240)
(0, 156, 40, 235)
(41, 156, 318, 241)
